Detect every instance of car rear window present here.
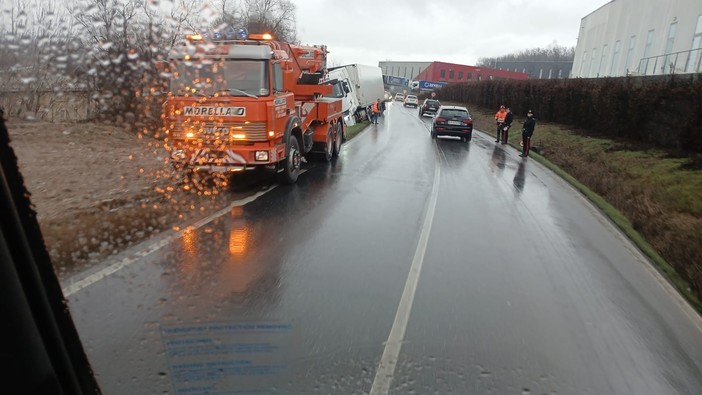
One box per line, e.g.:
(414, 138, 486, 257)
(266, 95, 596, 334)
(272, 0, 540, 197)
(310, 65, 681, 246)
(426, 100, 440, 106)
(440, 109, 470, 118)
(407, 95, 417, 99)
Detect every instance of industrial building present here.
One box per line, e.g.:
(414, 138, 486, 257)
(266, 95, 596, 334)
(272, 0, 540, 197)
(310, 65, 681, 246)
(571, 0, 702, 77)
(380, 61, 529, 83)
(415, 62, 529, 82)
(378, 61, 431, 80)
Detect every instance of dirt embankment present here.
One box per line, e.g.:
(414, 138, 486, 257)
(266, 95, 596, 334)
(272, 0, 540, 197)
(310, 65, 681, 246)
(6, 120, 232, 277)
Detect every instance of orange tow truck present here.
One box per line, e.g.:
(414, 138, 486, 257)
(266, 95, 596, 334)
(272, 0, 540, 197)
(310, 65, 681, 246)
(162, 28, 344, 184)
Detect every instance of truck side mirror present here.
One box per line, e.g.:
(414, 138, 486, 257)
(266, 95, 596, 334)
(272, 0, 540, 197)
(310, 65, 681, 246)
(342, 81, 350, 94)
(273, 63, 284, 92)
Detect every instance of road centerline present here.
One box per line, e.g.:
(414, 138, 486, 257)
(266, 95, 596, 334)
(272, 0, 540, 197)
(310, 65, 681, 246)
(370, 142, 442, 395)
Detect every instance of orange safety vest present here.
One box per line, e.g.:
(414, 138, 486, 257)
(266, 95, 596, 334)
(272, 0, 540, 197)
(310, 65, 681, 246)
(495, 109, 507, 123)
(372, 102, 380, 113)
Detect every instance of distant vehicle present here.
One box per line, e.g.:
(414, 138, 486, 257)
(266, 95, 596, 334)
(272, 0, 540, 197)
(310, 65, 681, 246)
(394, 93, 405, 101)
(329, 64, 384, 123)
(419, 99, 441, 116)
(431, 105, 473, 142)
(384, 91, 392, 101)
(403, 95, 419, 108)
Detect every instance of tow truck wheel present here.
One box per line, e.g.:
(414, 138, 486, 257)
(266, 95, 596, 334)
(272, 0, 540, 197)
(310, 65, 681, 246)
(280, 135, 301, 184)
(332, 122, 343, 158)
(321, 124, 333, 162)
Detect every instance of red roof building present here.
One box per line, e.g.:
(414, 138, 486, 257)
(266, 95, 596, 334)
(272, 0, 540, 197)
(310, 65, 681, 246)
(415, 61, 529, 82)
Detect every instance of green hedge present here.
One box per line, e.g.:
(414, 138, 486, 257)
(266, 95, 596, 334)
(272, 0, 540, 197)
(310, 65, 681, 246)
(435, 74, 702, 153)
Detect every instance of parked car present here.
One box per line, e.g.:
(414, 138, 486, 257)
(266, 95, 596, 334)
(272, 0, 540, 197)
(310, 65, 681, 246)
(394, 93, 405, 101)
(419, 99, 441, 117)
(403, 95, 419, 108)
(431, 106, 473, 142)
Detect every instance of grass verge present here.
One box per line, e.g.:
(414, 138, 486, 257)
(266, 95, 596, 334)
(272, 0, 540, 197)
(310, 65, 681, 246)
(456, 102, 702, 313)
(346, 120, 371, 141)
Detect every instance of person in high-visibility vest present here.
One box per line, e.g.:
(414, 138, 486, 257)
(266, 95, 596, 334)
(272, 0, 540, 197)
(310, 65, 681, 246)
(371, 99, 381, 124)
(494, 105, 507, 143)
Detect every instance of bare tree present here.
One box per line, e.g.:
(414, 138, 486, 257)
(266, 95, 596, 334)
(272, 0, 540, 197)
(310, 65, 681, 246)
(0, 0, 79, 117)
(211, 0, 297, 42)
(477, 43, 575, 68)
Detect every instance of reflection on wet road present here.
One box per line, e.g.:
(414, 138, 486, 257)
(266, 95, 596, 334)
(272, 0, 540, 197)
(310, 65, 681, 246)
(66, 102, 702, 394)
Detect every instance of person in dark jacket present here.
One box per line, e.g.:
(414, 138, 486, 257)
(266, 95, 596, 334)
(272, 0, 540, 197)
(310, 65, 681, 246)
(520, 110, 536, 158)
(501, 107, 514, 144)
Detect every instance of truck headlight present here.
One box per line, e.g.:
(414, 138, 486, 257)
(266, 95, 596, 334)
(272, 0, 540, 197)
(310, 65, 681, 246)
(255, 151, 269, 161)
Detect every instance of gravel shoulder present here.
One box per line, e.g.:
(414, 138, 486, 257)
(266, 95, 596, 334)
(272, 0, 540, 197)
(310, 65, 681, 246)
(6, 120, 236, 277)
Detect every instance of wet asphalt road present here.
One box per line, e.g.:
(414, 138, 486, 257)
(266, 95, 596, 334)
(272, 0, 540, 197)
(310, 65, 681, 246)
(64, 102, 702, 394)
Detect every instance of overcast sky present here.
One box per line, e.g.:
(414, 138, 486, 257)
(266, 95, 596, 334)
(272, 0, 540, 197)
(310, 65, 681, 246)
(295, 0, 610, 67)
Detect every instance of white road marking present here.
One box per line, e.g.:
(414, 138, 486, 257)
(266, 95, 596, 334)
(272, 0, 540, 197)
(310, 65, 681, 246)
(61, 186, 277, 297)
(370, 143, 442, 395)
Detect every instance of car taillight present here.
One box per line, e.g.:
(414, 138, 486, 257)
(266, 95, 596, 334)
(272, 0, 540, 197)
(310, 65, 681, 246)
(463, 119, 473, 125)
(436, 117, 447, 123)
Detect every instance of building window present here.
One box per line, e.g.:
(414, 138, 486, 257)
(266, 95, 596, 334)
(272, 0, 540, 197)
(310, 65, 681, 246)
(589, 48, 598, 77)
(599, 44, 609, 77)
(440, 69, 446, 78)
(467, 73, 472, 80)
(611, 40, 621, 76)
(458, 71, 463, 80)
(579, 51, 588, 76)
(686, 15, 702, 73)
(449, 70, 454, 80)
(663, 22, 678, 73)
(641, 29, 655, 74)
(624, 35, 636, 74)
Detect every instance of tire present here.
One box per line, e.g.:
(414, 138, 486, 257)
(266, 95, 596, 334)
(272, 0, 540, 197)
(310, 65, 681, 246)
(321, 124, 334, 162)
(332, 122, 343, 158)
(308, 124, 334, 163)
(431, 129, 437, 139)
(279, 134, 301, 184)
(466, 132, 472, 142)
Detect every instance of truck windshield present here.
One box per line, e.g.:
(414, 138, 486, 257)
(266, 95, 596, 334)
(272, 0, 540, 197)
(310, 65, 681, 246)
(170, 59, 270, 97)
(325, 81, 345, 99)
